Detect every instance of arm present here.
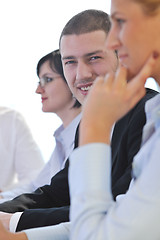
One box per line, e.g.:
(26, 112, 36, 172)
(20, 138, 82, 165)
(0, 151, 58, 201)
(0, 165, 70, 232)
(69, 142, 160, 240)
(0, 184, 33, 203)
(0, 161, 70, 213)
(16, 206, 69, 231)
(0, 220, 70, 240)
(24, 222, 70, 240)
(0, 160, 70, 232)
(0, 126, 79, 231)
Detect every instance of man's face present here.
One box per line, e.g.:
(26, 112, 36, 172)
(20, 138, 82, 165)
(60, 30, 118, 104)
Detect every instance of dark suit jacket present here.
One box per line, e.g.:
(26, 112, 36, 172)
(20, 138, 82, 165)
(0, 88, 158, 231)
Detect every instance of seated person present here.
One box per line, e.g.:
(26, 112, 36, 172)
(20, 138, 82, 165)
(0, 106, 44, 192)
(0, 50, 81, 202)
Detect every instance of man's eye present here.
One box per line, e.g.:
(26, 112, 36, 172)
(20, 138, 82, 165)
(65, 60, 76, 65)
(90, 56, 101, 61)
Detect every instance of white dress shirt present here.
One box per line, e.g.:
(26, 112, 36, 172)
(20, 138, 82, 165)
(0, 107, 44, 191)
(23, 95, 160, 240)
(9, 113, 81, 232)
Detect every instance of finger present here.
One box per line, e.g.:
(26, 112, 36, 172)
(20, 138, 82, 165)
(114, 63, 127, 88)
(85, 75, 104, 100)
(104, 72, 114, 86)
(93, 73, 114, 90)
(93, 75, 105, 87)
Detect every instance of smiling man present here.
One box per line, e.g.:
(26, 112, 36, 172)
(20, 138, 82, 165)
(59, 9, 158, 199)
(60, 30, 118, 104)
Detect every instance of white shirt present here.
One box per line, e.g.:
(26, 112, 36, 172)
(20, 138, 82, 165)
(31, 112, 81, 188)
(9, 113, 81, 232)
(24, 94, 160, 240)
(0, 107, 44, 192)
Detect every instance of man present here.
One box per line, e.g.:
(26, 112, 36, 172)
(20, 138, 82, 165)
(0, 9, 158, 233)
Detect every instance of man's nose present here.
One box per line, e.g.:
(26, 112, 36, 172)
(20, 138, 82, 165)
(76, 61, 93, 81)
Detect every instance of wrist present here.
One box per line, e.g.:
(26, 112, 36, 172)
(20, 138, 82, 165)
(0, 230, 27, 240)
(79, 123, 112, 146)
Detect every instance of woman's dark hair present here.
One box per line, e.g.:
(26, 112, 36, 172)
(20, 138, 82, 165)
(37, 49, 81, 108)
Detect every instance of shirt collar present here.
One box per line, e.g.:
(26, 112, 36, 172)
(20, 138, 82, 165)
(145, 94, 160, 130)
(54, 113, 81, 147)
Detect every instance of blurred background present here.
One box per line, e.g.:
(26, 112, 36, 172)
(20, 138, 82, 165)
(0, 0, 159, 161)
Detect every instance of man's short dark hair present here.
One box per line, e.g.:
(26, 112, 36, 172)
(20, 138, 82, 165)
(59, 9, 111, 46)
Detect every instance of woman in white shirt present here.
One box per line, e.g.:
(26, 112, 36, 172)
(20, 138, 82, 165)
(0, 106, 44, 192)
(0, 50, 81, 202)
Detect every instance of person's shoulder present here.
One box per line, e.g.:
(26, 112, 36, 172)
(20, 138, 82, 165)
(0, 106, 18, 120)
(0, 107, 27, 129)
(0, 106, 22, 117)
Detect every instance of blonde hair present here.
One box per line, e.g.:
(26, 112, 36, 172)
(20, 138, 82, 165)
(134, 0, 160, 15)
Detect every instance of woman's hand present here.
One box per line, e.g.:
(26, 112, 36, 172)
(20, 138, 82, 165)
(80, 53, 158, 146)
